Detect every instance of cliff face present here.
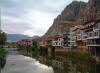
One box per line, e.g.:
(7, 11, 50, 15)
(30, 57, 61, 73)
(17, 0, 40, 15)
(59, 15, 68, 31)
(45, 0, 100, 36)
(61, 1, 87, 21)
(83, 0, 100, 21)
(45, 1, 87, 36)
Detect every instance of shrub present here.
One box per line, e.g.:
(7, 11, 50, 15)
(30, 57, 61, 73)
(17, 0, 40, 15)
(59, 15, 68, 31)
(79, 54, 91, 60)
(0, 48, 8, 56)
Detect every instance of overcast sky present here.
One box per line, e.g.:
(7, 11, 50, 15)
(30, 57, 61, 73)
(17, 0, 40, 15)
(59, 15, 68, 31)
(0, 0, 88, 37)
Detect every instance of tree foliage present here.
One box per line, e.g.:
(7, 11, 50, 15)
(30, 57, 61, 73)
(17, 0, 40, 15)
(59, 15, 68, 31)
(0, 31, 7, 48)
(0, 30, 7, 55)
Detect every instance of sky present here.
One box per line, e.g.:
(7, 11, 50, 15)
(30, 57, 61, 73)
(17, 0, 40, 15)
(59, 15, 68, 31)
(0, 0, 88, 37)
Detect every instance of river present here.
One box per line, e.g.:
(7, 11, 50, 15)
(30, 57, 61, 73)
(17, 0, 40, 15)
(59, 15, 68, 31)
(1, 48, 54, 73)
(1, 48, 100, 73)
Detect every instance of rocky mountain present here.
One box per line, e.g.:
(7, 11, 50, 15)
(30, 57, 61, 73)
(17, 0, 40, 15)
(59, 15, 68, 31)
(6, 34, 39, 42)
(61, 1, 87, 21)
(83, 0, 100, 21)
(45, 1, 87, 36)
(45, 0, 100, 36)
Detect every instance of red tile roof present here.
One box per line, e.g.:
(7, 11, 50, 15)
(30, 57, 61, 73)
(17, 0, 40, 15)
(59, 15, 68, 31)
(54, 36, 62, 39)
(46, 38, 53, 41)
(84, 20, 97, 25)
(32, 38, 39, 41)
(18, 39, 31, 43)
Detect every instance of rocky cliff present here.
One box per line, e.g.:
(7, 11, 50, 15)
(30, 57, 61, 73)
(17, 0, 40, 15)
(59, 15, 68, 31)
(45, 0, 100, 36)
(83, 0, 100, 21)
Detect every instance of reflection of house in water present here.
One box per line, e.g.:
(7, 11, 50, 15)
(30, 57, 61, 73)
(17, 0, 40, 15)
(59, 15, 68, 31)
(38, 56, 100, 73)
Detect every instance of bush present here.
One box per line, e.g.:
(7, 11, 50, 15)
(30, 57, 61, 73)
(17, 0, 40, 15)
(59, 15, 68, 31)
(0, 48, 8, 56)
(79, 54, 91, 60)
(66, 51, 77, 58)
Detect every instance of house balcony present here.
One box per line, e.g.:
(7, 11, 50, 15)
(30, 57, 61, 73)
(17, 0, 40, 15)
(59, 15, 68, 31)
(87, 31, 100, 39)
(87, 44, 100, 47)
(77, 36, 82, 41)
(78, 46, 88, 49)
(77, 39, 82, 41)
(87, 36, 100, 40)
(55, 48, 69, 52)
(93, 28, 100, 31)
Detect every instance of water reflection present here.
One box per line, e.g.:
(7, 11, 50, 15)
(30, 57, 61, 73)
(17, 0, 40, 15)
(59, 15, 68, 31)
(0, 55, 6, 73)
(38, 56, 100, 73)
(1, 48, 100, 73)
(1, 50, 54, 73)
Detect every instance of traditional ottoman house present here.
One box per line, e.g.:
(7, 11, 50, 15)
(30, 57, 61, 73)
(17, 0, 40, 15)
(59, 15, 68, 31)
(68, 26, 77, 51)
(83, 19, 100, 60)
(17, 39, 32, 47)
(62, 33, 69, 48)
(76, 25, 88, 53)
(52, 36, 63, 47)
(23, 39, 32, 46)
(52, 35, 65, 57)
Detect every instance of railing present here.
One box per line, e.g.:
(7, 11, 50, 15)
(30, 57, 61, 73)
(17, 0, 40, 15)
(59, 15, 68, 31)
(87, 44, 100, 47)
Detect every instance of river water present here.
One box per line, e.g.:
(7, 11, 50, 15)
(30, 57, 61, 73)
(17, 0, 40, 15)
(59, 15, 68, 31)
(1, 48, 54, 73)
(1, 48, 100, 73)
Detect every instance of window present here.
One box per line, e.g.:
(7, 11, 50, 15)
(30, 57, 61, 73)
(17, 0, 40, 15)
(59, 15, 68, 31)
(78, 30, 81, 34)
(83, 36, 87, 39)
(89, 32, 92, 37)
(59, 38, 61, 41)
(78, 36, 81, 39)
(55, 42, 57, 45)
(94, 24, 98, 29)
(94, 31, 99, 37)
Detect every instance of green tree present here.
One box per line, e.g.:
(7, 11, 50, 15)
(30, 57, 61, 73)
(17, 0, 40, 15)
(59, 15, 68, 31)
(0, 31, 7, 48)
(32, 41, 37, 48)
(0, 30, 7, 57)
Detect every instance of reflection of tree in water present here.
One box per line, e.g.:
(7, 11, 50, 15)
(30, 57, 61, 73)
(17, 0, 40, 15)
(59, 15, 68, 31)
(0, 56, 6, 70)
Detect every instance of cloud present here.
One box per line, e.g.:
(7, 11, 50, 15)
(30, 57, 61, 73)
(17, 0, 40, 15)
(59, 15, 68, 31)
(0, 0, 89, 36)
(23, 9, 55, 36)
(24, 29, 37, 37)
